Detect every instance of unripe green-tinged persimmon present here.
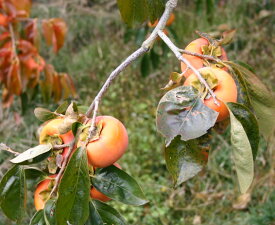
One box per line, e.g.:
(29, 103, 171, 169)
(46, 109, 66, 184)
(34, 175, 56, 211)
(184, 67, 237, 122)
(148, 13, 175, 27)
(90, 163, 122, 202)
(181, 38, 228, 78)
(78, 116, 128, 168)
(39, 118, 74, 157)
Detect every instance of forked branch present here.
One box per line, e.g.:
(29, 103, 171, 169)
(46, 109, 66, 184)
(157, 30, 220, 105)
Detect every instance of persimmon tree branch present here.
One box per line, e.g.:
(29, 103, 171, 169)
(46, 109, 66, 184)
(0, 143, 19, 155)
(50, 0, 180, 196)
(157, 30, 220, 105)
(178, 49, 222, 62)
(85, 0, 179, 125)
(50, 0, 221, 196)
(50, 140, 75, 197)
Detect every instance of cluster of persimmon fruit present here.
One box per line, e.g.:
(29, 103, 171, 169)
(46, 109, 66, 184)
(34, 115, 128, 210)
(181, 37, 237, 122)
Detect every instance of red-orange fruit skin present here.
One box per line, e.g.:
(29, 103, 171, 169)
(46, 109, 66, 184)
(39, 118, 74, 157)
(147, 13, 175, 27)
(34, 175, 56, 211)
(181, 38, 228, 78)
(184, 67, 237, 122)
(85, 116, 128, 168)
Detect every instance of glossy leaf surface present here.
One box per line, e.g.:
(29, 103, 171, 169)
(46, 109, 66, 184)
(0, 165, 26, 223)
(91, 165, 148, 206)
(165, 135, 209, 186)
(56, 147, 90, 225)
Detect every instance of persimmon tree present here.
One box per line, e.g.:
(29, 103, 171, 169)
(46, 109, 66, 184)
(0, 0, 76, 108)
(1, 0, 275, 224)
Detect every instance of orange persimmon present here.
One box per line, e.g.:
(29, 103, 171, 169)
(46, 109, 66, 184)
(184, 67, 237, 122)
(39, 118, 74, 158)
(34, 175, 56, 211)
(181, 38, 228, 78)
(78, 116, 128, 168)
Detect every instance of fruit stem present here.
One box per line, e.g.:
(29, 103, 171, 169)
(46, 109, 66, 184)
(157, 30, 220, 106)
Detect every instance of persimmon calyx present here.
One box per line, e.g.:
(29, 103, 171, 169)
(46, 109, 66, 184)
(201, 44, 222, 58)
(40, 134, 63, 146)
(189, 69, 219, 100)
(79, 121, 103, 144)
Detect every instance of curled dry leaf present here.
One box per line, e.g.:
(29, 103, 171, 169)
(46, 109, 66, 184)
(232, 193, 251, 210)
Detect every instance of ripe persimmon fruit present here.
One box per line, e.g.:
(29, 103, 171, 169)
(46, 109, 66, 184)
(34, 175, 56, 211)
(78, 116, 128, 168)
(39, 118, 74, 158)
(184, 67, 237, 122)
(148, 13, 175, 27)
(181, 38, 228, 78)
(90, 163, 122, 202)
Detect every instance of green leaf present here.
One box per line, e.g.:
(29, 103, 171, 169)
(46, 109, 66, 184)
(227, 105, 254, 193)
(116, 0, 165, 26)
(226, 61, 275, 139)
(44, 199, 56, 225)
(227, 103, 259, 160)
(34, 108, 58, 122)
(72, 122, 83, 137)
(78, 105, 89, 114)
(10, 144, 52, 165)
(206, 0, 215, 23)
(150, 48, 160, 69)
(165, 135, 209, 186)
(91, 165, 148, 206)
(0, 165, 26, 223)
(140, 54, 151, 78)
(85, 200, 126, 225)
(55, 101, 69, 114)
(85, 200, 104, 225)
(56, 147, 90, 225)
(25, 167, 47, 187)
(29, 210, 46, 225)
(156, 86, 218, 146)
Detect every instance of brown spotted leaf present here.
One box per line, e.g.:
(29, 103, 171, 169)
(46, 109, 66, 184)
(156, 86, 218, 146)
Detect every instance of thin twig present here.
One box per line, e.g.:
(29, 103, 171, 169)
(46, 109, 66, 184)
(0, 143, 19, 156)
(157, 30, 220, 105)
(50, 0, 179, 195)
(87, 100, 99, 140)
(53, 143, 71, 150)
(178, 49, 221, 62)
(49, 141, 75, 197)
(85, 47, 148, 118)
(85, 0, 179, 122)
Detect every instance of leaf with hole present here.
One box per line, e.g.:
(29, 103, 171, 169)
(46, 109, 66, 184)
(156, 86, 218, 146)
(91, 165, 148, 206)
(44, 199, 56, 225)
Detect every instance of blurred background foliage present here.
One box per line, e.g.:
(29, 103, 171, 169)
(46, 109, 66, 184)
(0, 0, 274, 224)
